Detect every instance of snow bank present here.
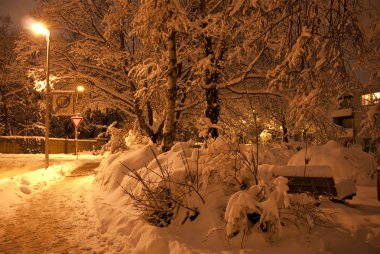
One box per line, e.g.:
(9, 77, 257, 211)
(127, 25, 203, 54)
(93, 138, 379, 253)
(95, 144, 159, 192)
(93, 145, 194, 254)
(93, 138, 300, 253)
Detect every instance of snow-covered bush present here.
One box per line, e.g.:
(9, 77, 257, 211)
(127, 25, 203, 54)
(124, 129, 151, 150)
(100, 121, 127, 154)
(199, 135, 258, 189)
(224, 176, 290, 242)
(117, 136, 262, 229)
(118, 135, 298, 241)
(280, 193, 331, 232)
(95, 134, 359, 253)
(120, 142, 204, 227)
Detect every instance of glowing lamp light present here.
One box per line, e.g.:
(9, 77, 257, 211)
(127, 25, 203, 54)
(77, 86, 85, 92)
(31, 23, 49, 36)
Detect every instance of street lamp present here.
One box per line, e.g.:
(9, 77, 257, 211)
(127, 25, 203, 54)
(31, 22, 50, 169)
(77, 85, 85, 93)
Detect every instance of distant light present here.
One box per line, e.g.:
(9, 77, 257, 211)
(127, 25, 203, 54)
(31, 22, 49, 36)
(77, 86, 85, 92)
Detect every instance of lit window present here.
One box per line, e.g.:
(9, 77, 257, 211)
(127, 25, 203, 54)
(361, 92, 380, 105)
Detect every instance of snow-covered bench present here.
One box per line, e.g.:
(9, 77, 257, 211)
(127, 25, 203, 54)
(259, 165, 356, 200)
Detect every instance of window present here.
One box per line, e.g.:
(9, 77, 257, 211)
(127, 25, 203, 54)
(361, 92, 380, 106)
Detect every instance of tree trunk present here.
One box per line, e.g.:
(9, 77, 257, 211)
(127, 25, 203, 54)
(282, 122, 289, 143)
(203, 36, 220, 138)
(134, 98, 164, 144)
(162, 31, 178, 151)
(205, 86, 219, 138)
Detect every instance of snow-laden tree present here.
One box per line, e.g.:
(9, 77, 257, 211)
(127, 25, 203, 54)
(16, 0, 376, 147)
(16, 0, 201, 148)
(16, 0, 149, 139)
(128, 0, 200, 150)
(220, 93, 288, 143)
(0, 16, 43, 136)
(224, 0, 370, 142)
(182, 0, 374, 143)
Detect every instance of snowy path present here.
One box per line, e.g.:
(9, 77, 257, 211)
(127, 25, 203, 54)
(0, 175, 131, 254)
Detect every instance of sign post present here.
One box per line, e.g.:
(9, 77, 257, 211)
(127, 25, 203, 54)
(70, 116, 83, 160)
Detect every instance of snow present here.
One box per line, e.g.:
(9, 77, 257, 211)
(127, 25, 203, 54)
(0, 153, 102, 219)
(1, 141, 380, 253)
(91, 139, 380, 253)
(0, 153, 98, 179)
(287, 141, 376, 184)
(260, 165, 334, 178)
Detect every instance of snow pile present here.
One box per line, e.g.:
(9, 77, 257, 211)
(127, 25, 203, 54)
(93, 136, 299, 253)
(287, 140, 376, 185)
(0, 162, 75, 219)
(93, 138, 379, 253)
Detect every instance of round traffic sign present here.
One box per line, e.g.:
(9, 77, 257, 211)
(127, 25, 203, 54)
(56, 95, 71, 109)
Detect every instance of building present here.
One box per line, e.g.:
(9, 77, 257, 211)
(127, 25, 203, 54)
(332, 77, 380, 149)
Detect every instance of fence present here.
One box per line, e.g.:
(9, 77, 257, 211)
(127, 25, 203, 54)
(0, 136, 107, 154)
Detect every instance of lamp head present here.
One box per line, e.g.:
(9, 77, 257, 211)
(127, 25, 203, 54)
(77, 86, 85, 92)
(31, 22, 49, 36)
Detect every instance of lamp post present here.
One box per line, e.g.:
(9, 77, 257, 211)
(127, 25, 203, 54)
(75, 86, 84, 159)
(31, 23, 50, 169)
(252, 110, 259, 177)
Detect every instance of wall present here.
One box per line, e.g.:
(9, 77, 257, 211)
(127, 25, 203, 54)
(0, 136, 107, 154)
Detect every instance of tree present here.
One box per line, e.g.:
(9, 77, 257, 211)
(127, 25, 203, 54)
(185, 0, 372, 143)
(16, 1, 148, 138)
(226, 0, 368, 142)
(0, 16, 43, 136)
(17, 0, 375, 147)
(18, 0, 199, 148)
(129, 0, 196, 150)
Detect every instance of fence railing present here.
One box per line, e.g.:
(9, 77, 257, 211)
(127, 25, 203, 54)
(0, 136, 107, 154)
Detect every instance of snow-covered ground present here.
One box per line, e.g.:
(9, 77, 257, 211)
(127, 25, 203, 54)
(0, 153, 130, 253)
(0, 175, 130, 253)
(0, 140, 379, 254)
(0, 153, 102, 218)
(0, 153, 100, 179)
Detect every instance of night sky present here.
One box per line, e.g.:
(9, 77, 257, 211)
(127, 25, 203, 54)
(0, 0, 35, 25)
(0, 0, 379, 26)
